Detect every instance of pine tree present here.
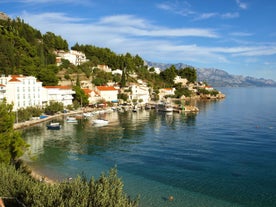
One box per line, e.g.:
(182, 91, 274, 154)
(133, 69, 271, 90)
(0, 100, 29, 164)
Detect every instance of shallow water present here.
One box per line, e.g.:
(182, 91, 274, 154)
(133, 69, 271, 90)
(22, 88, 276, 207)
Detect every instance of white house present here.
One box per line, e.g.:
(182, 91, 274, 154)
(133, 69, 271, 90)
(56, 50, 88, 66)
(159, 88, 175, 100)
(95, 64, 112, 73)
(174, 76, 188, 86)
(43, 86, 75, 106)
(0, 75, 43, 111)
(129, 83, 150, 104)
(95, 86, 118, 102)
(111, 69, 123, 76)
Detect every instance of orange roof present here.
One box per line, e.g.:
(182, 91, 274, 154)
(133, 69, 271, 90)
(96, 86, 117, 91)
(44, 86, 72, 90)
(9, 76, 21, 82)
(82, 88, 92, 95)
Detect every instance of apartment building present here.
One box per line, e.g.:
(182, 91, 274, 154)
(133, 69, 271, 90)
(0, 75, 43, 111)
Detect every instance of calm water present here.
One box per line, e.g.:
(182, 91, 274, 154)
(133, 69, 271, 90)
(22, 88, 276, 207)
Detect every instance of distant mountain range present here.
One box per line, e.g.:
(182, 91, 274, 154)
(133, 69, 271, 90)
(146, 61, 276, 87)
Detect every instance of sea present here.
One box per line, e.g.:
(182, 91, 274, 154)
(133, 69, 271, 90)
(21, 87, 276, 207)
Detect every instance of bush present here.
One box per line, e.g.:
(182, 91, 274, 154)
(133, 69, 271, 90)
(0, 164, 139, 207)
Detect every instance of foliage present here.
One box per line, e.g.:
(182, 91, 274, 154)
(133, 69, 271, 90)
(177, 67, 197, 83)
(37, 65, 59, 86)
(118, 93, 128, 102)
(0, 164, 139, 207)
(73, 86, 89, 107)
(44, 101, 64, 115)
(159, 65, 177, 86)
(174, 87, 192, 98)
(92, 69, 113, 86)
(16, 106, 44, 122)
(197, 88, 219, 96)
(0, 100, 29, 164)
(0, 18, 67, 79)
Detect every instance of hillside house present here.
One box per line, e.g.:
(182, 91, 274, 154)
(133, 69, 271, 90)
(95, 86, 118, 102)
(159, 88, 175, 100)
(56, 50, 88, 66)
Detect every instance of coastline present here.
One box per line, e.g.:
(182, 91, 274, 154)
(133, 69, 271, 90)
(14, 109, 88, 130)
(29, 167, 57, 184)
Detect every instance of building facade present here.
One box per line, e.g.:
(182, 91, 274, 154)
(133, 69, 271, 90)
(0, 75, 43, 111)
(43, 86, 75, 106)
(95, 86, 118, 102)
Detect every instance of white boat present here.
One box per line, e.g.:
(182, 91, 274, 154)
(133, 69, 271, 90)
(66, 117, 78, 123)
(47, 122, 61, 130)
(93, 119, 109, 125)
(156, 102, 173, 112)
(83, 112, 93, 118)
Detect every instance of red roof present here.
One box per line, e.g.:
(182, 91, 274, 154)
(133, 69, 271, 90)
(44, 86, 72, 90)
(82, 88, 92, 95)
(9, 76, 21, 82)
(96, 86, 117, 91)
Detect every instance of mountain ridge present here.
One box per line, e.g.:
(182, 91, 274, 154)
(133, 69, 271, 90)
(146, 61, 276, 87)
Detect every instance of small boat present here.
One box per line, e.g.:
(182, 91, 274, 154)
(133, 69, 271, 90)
(66, 117, 78, 123)
(93, 119, 109, 125)
(156, 102, 173, 112)
(47, 122, 61, 130)
(83, 112, 93, 118)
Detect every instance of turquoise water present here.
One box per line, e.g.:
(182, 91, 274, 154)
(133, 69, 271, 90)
(22, 88, 276, 207)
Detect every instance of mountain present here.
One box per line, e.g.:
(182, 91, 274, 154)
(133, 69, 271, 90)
(146, 61, 276, 87)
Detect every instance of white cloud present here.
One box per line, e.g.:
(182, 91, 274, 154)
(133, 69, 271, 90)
(18, 11, 276, 68)
(221, 12, 240, 19)
(236, 0, 248, 10)
(156, 1, 195, 16)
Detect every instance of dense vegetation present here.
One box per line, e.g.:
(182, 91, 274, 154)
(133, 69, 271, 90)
(0, 163, 139, 207)
(0, 100, 28, 164)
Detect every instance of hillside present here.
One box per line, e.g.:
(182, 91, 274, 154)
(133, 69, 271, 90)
(146, 61, 276, 87)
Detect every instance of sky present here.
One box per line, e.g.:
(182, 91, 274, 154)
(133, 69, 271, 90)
(1, 0, 276, 80)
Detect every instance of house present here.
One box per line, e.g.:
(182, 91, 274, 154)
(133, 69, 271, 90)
(96, 64, 112, 73)
(43, 86, 75, 106)
(111, 69, 123, 76)
(56, 50, 88, 66)
(95, 86, 118, 102)
(174, 76, 188, 86)
(128, 83, 150, 104)
(159, 88, 175, 100)
(0, 75, 43, 111)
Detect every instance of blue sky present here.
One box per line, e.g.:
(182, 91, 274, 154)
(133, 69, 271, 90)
(1, 0, 276, 80)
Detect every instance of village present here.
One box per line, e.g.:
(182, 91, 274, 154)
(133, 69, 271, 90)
(0, 49, 225, 124)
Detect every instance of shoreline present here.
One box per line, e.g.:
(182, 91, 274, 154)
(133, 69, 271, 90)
(14, 108, 92, 130)
(29, 167, 57, 184)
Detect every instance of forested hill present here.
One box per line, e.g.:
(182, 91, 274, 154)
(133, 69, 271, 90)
(0, 14, 68, 85)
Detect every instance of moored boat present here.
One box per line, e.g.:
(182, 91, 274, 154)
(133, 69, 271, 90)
(93, 119, 109, 125)
(156, 102, 173, 112)
(47, 122, 61, 130)
(66, 117, 78, 123)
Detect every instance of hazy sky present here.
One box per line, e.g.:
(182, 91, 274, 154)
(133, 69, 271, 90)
(1, 0, 276, 80)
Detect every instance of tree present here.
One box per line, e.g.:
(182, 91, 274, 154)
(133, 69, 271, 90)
(160, 65, 177, 86)
(178, 67, 197, 83)
(73, 86, 89, 107)
(0, 100, 29, 164)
